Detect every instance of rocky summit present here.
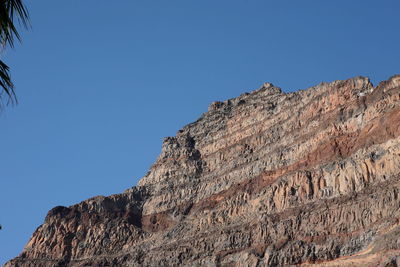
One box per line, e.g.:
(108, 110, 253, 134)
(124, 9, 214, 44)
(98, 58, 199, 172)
(6, 75, 400, 267)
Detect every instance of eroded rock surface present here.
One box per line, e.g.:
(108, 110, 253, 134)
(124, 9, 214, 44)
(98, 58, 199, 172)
(6, 75, 400, 266)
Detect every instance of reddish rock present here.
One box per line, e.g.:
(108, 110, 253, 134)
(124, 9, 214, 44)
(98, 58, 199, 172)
(6, 75, 400, 266)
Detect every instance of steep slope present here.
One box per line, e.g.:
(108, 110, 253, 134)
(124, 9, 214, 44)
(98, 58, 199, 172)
(6, 75, 400, 267)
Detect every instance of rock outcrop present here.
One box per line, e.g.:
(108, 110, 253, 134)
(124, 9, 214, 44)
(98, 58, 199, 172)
(6, 75, 400, 266)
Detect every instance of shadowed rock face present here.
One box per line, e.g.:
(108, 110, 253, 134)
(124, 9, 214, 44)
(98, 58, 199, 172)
(6, 75, 400, 267)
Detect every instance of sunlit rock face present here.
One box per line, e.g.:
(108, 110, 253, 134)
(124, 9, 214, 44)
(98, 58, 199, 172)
(6, 75, 400, 267)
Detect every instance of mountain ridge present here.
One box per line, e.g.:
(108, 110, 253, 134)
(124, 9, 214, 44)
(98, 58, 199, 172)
(6, 74, 400, 266)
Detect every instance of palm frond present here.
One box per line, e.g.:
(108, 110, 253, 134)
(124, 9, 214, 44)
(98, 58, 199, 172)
(0, 0, 29, 108)
(0, 59, 16, 106)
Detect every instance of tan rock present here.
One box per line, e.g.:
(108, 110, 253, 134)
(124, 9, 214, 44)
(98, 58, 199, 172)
(6, 75, 400, 266)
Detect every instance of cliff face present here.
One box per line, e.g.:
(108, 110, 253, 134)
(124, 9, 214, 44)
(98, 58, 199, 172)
(6, 75, 400, 267)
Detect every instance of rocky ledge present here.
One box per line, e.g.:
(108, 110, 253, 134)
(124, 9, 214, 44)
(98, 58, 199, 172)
(6, 75, 400, 266)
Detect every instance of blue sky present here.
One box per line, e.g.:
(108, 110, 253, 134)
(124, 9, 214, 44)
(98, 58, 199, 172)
(0, 0, 399, 264)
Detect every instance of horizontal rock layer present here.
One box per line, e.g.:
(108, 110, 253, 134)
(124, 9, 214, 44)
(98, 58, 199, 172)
(6, 75, 400, 267)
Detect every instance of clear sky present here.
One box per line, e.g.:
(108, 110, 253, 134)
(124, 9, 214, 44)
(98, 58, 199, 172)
(0, 0, 399, 264)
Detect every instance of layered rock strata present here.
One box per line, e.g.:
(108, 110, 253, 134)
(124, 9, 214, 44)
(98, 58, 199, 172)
(6, 75, 400, 266)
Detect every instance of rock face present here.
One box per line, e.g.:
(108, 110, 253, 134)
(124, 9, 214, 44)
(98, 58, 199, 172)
(6, 75, 400, 267)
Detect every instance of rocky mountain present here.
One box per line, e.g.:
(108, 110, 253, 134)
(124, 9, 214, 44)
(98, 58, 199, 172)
(6, 75, 400, 267)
